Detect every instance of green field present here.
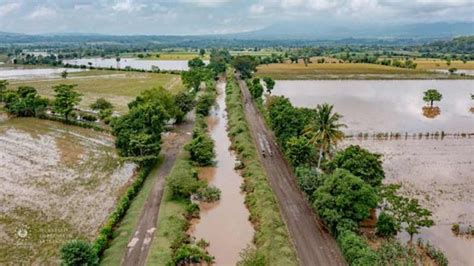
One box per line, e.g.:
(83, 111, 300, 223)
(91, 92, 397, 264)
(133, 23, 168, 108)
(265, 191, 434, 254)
(7, 70, 183, 113)
(256, 61, 473, 80)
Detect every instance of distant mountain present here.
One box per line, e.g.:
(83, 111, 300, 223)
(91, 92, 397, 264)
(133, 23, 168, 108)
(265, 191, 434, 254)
(230, 22, 474, 40)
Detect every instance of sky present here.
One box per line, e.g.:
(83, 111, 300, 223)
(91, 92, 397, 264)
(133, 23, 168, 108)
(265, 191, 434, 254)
(0, 0, 473, 35)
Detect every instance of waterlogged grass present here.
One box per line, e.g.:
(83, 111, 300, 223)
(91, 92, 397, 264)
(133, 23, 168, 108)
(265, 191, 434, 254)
(225, 70, 298, 265)
(146, 155, 194, 265)
(256, 61, 467, 80)
(7, 70, 183, 113)
(100, 157, 163, 266)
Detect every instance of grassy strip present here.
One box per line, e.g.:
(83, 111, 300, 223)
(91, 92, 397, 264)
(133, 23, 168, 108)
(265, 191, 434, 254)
(37, 114, 109, 133)
(100, 157, 163, 265)
(92, 160, 157, 258)
(146, 156, 195, 265)
(225, 69, 298, 265)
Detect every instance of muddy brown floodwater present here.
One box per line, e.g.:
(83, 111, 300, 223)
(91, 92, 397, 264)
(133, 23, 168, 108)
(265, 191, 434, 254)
(188, 80, 254, 265)
(275, 80, 474, 266)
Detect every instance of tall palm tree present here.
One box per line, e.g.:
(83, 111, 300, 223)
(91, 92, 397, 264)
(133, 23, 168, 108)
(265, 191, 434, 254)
(304, 103, 346, 169)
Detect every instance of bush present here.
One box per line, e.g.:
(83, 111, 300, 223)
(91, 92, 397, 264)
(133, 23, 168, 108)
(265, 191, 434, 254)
(185, 132, 215, 166)
(376, 212, 398, 237)
(195, 92, 216, 116)
(90, 98, 113, 111)
(167, 159, 204, 200)
(337, 230, 378, 265)
(172, 244, 213, 265)
(60, 240, 99, 266)
(195, 186, 221, 202)
(295, 166, 322, 198)
(80, 112, 98, 122)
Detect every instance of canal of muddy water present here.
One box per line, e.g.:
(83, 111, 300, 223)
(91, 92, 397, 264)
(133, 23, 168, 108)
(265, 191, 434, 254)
(188, 80, 254, 265)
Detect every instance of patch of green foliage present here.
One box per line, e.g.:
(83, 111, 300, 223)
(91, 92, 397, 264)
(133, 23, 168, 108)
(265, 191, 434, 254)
(60, 240, 99, 266)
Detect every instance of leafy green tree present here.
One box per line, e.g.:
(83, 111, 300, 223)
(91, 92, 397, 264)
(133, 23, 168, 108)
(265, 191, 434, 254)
(285, 136, 314, 167)
(266, 96, 306, 146)
(181, 69, 203, 91)
(0, 80, 8, 102)
(174, 91, 195, 122)
(263, 77, 275, 94)
(112, 102, 167, 160)
(249, 82, 264, 99)
(188, 57, 205, 69)
(313, 169, 378, 233)
(376, 212, 398, 237)
(199, 49, 206, 57)
(61, 70, 68, 79)
(53, 84, 82, 121)
(423, 89, 442, 107)
(208, 49, 231, 74)
(232, 55, 258, 79)
(337, 230, 379, 265)
(5, 86, 48, 117)
(392, 197, 434, 243)
(185, 132, 215, 166)
(326, 145, 385, 187)
(304, 104, 346, 168)
(60, 240, 98, 266)
(129, 87, 180, 121)
(90, 98, 113, 111)
(195, 92, 216, 117)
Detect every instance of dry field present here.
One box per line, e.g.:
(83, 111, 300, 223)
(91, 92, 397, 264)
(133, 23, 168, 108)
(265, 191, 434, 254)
(345, 137, 474, 266)
(0, 117, 136, 264)
(6, 69, 183, 113)
(411, 59, 474, 70)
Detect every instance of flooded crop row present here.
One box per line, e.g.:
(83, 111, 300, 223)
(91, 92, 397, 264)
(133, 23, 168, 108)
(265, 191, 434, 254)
(0, 117, 135, 264)
(274, 79, 474, 266)
(188, 81, 254, 265)
(64, 58, 206, 71)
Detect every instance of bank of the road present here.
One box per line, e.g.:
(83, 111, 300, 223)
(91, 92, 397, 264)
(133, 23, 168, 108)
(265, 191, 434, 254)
(230, 71, 346, 266)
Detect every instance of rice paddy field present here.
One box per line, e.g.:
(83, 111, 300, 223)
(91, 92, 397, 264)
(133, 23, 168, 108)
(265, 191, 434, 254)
(4, 68, 183, 113)
(0, 116, 136, 264)
(256, 60, 474, 80)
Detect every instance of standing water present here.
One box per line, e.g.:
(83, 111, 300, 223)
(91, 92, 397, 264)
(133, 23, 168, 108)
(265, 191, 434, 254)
(188, 80, 254, 265)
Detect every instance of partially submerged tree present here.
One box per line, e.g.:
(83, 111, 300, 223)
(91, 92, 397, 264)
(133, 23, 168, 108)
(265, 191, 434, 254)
(423, 89, 442, 107)
(263, 77, 275, 94)
(53, 84, 82, 121)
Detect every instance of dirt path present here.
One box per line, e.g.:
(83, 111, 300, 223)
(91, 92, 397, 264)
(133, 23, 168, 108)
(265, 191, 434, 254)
(121, 118, 194, 266)
(236, 75, 346, 266)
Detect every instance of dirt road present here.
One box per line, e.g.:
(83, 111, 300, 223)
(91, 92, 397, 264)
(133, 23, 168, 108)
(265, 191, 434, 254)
(121, 118, 194, 266)
(236, 76, 346, 266)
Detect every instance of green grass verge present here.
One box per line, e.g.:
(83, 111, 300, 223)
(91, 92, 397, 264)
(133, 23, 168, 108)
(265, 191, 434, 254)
(100, 157, 163, 266)
(145, 156, 192, 265)
(225, 69, 298, 265)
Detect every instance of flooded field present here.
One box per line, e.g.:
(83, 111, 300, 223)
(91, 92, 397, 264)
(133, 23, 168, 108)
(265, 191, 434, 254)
(275, 80, 474, 265)
(0, 66, 85, 80)
(188, 81, 254, 265)
(0, 117, 136, 264)
(273, 80, 474, 134)
(64, 58, 205, 71)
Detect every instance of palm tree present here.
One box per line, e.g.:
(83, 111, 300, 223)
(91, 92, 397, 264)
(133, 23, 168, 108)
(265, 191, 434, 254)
(304, 103, 346, 169)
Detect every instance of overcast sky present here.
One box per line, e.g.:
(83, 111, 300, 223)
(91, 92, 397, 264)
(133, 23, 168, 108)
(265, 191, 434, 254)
(0, 0, 473, 35)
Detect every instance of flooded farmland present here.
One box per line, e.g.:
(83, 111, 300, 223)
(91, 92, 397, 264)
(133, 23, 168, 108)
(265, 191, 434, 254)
(274, 80, 474, 266)
(0, 66, 85, 80)
(188, 81, 254, 265)
(0, 117, 136, 264)
(273, 80, 474, 134)
(64, 58, 206, 71)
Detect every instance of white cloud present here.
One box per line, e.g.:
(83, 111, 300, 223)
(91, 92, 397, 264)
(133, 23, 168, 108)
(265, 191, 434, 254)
(112, 0, 146, 12)
(27, 6, 57, 20)
(0, 2, 21, 17)
(250, 4, 265, 14)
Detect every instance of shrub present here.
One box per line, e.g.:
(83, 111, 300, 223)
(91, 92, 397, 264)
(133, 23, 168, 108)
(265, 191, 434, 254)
(337, 230, 378, 265)
(195, 186, 221, 202)
(80, 112, 97, 122)
(60, 240, 99, 266)
(167, 159, 204, 200)
(185, 132, 215, 166)
(90, 98, 113, 111)
(172, 244, 213, 265)
(295, 166, 322, 199)
(376, 212, 398, 237)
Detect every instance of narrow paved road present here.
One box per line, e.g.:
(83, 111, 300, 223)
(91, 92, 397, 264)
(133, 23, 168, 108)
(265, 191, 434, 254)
(236, 75, 346, 266)
(121, 117, 194, 266)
